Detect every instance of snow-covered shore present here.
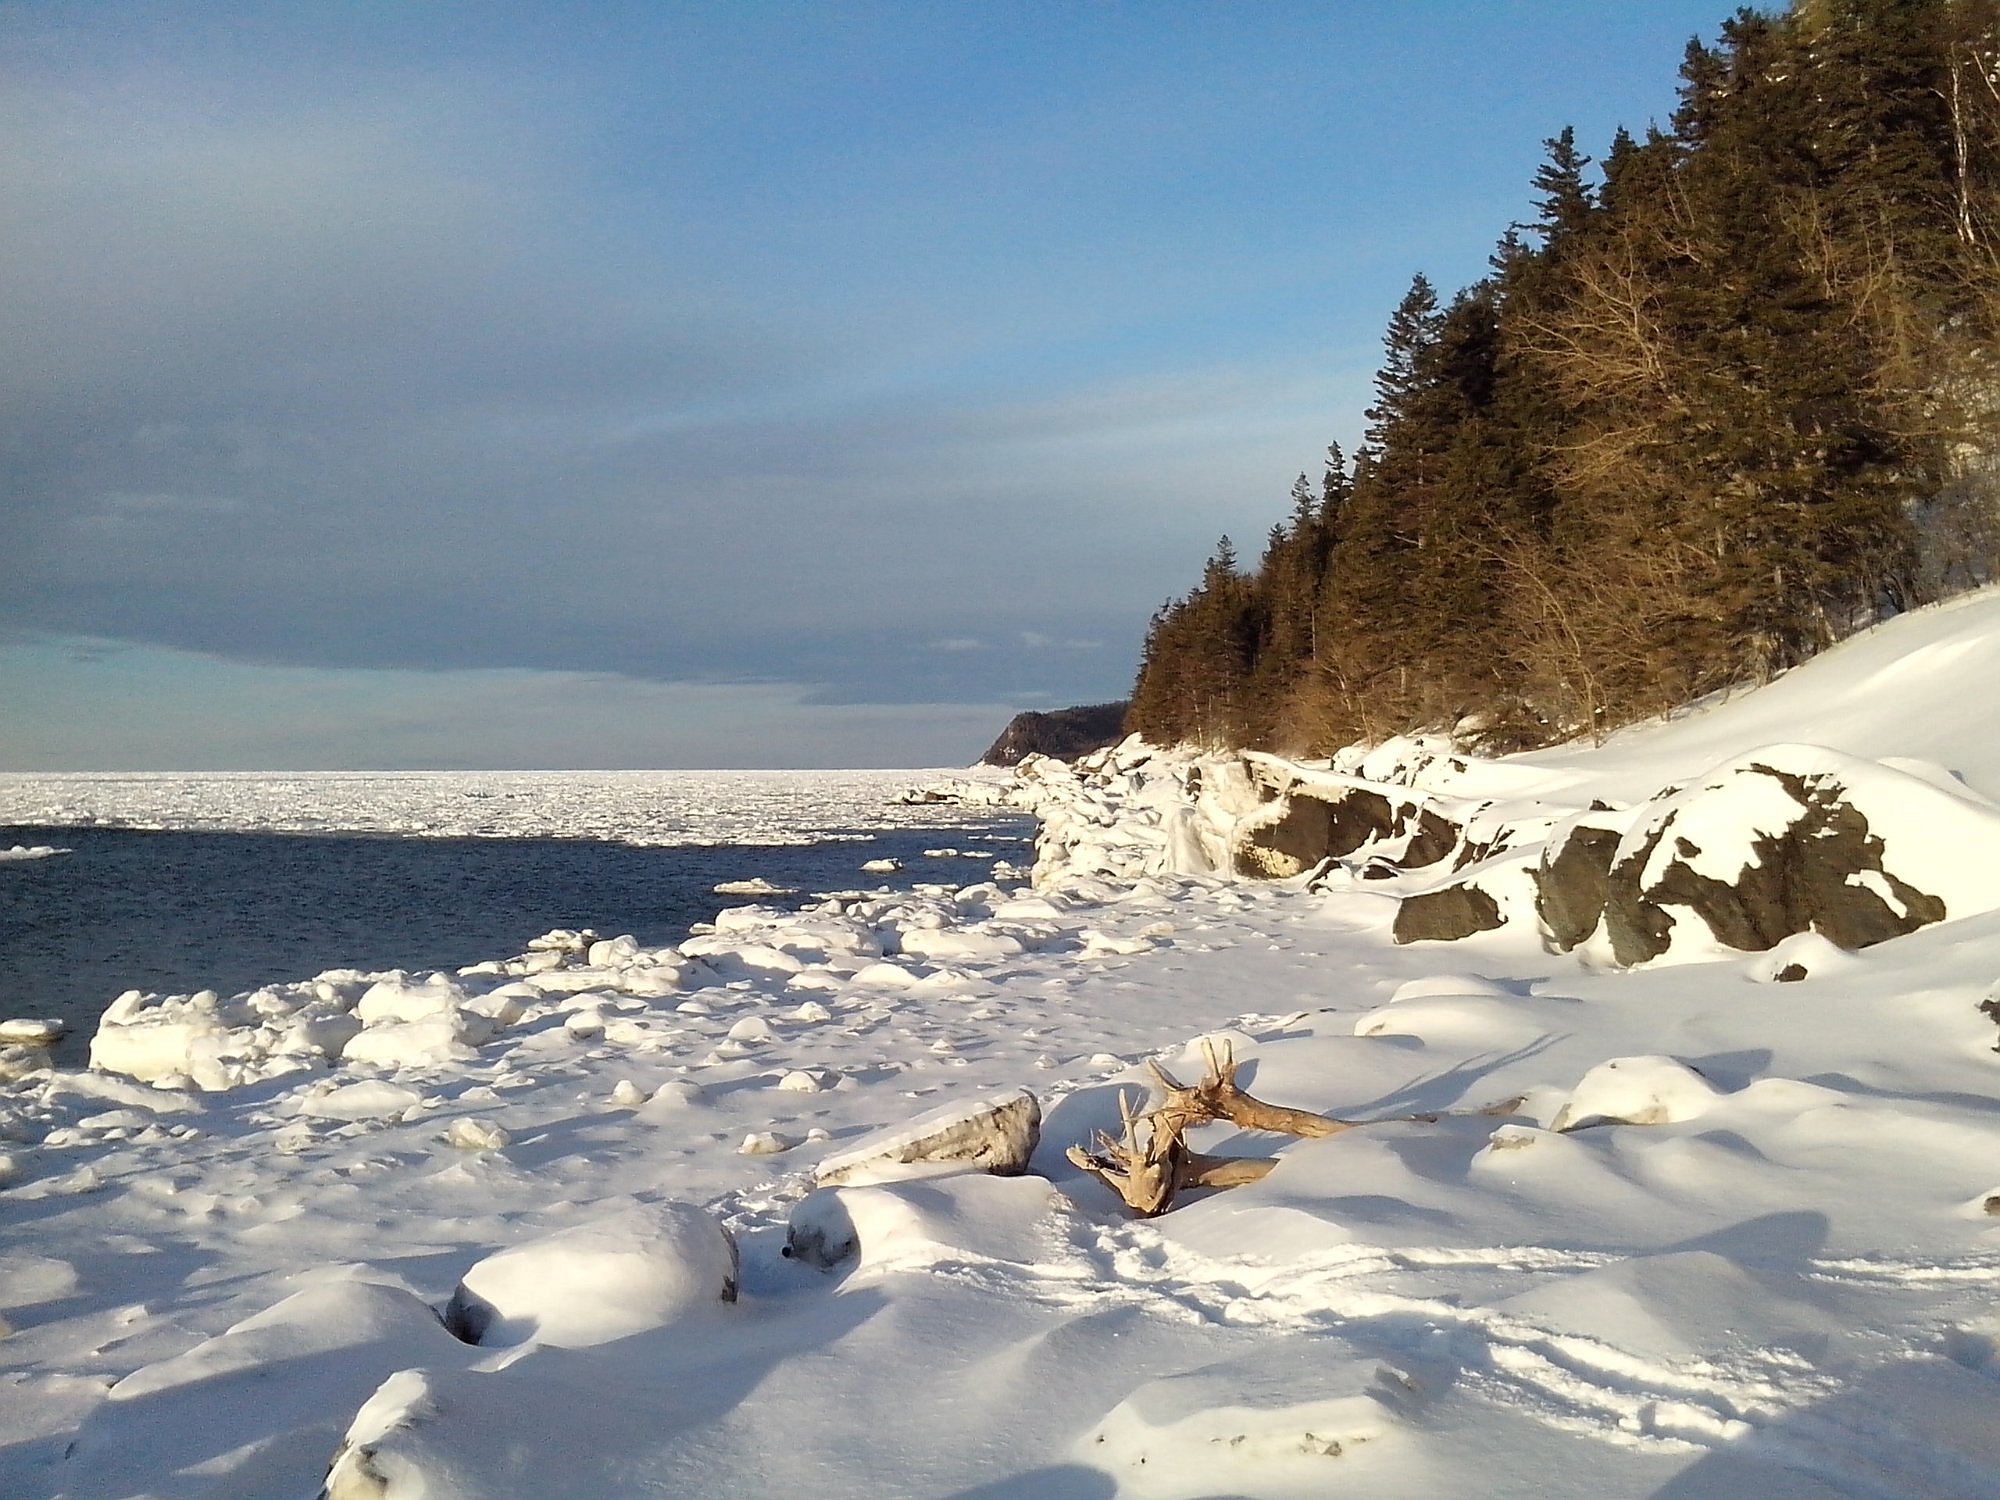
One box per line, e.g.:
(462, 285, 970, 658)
(8, 596, 2000, 1498)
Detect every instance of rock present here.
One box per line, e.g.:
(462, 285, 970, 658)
(1536, 820, 1625, 951)
(980, 702, 1130, 766)
(1601, 756, 1953, 966)
(442, 1202, 737, 1348)
(812, 1087, 1041, 1187)
(1391, 882, 1503, 944)
(1234, 773, 1460, 879)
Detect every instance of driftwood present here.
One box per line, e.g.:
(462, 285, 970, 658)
(1066, 1038, 1522, 1216)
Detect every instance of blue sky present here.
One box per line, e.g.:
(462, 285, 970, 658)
(2, 1, 1730, 769)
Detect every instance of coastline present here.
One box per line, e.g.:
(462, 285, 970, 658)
(4, 724, 2000, 1496)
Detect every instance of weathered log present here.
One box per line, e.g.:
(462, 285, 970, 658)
(1066, 1039, 1524, 1216)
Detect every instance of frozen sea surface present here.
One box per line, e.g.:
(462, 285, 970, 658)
(0, 767, 1010, 845)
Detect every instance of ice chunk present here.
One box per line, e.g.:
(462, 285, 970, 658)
(713, 877, 798, 896)
(727, 1015, 777, 1044)
(342, 1011, 487, 1069)
(300, 1081, 425, 1121)
(0, 1017, 64, 1046)
(353, 974, 467, 1027)
(445, 1118, 510, 1152)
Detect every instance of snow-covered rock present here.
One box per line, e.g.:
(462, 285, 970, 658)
(1549, 1055, 1722, 1132)
(1580, 746, 2000, 964)
(442, 1203, 738, 1349)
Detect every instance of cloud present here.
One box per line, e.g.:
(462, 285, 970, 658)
(0, 637, 1011, 770)
(0, 12, 1358, 765)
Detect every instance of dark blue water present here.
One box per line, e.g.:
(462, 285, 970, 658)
(0, 818, 1033, 1067)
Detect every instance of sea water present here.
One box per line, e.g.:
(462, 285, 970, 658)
(0, 772, 1029, 1067)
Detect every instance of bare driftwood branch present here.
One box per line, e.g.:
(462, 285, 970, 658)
(1065, 1038, 1523, 1217)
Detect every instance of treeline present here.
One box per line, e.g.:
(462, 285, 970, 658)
(1130, 0, 2000, 754)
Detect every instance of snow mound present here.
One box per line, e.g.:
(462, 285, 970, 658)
(63, 1278, 464, 1500)
(1083, 1342, 1425, 1484)
(442, 1202, 738, 1349)
(1550, 1056, 1722, 1132)
(785, 1173, 1058, 1270)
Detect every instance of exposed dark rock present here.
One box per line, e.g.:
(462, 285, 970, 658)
(1978, 990, 2000, 1052)
(1774, 963, 1809, 982)
(1234, 780, 1462, 878)
(1601, 762, 1946, 966)
(980, 702, 1130, 766)
(1238, 792, 1336, 876)
(1392, 882, 1503, 944)
(1537, 824, 1624, 952)
(1452, 828, 1512, 872)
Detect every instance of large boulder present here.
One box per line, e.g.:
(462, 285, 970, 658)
(1234, 770, 1461, 879)
(1588, 747, 1994, 965)
(1536, 815, 1628, 952)
(1391, 882, 1502, 944)
(1391, 850, 1543, 946)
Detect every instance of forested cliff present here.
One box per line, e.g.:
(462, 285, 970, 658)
(1129, 0, 2000, 754)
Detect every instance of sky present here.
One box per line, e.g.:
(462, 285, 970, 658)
(1, 0, 1733, 770)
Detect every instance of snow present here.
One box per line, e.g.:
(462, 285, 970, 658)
(0, 844, 71, 861)
(9, 591, 2000, 1496)
(441, 1201, 737, 1348)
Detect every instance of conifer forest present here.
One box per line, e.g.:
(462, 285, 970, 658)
(1128, 0, 2000, 753)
